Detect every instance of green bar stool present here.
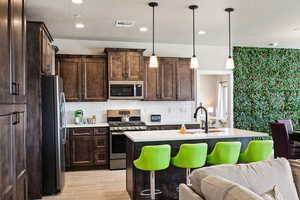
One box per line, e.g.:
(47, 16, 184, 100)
(207, 142, 242, 165)
(134, 144, 171, 200)
(239, 140, 273, 163)
(171, 143, 208, 185)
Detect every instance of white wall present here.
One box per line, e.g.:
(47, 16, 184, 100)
(54, 38, 231, 124)
(54, 38, 228, 70)
(198, 74, 230, 116)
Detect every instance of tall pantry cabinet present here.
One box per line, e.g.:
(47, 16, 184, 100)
(26, 22, 56, 199)
(0, 0, 28, 200)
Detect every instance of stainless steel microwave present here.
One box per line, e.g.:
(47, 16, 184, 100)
(109, 81, 144, 100)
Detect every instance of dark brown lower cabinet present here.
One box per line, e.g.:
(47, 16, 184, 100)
(15, 110, 27, 200)
(67, 127, 109, 170)
(71, 135, 94, 167)
(0, 104, 27, 200)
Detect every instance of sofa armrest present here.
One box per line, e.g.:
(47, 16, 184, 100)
(179, 184, 204, 200)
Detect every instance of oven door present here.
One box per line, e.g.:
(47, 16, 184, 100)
(110, 132, 126, 159)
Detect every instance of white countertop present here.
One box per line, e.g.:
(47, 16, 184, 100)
(66, 123, 109, 128)
(125, 128, 269, 142)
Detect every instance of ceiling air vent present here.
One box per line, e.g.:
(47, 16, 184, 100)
(115, 20, 135, 28)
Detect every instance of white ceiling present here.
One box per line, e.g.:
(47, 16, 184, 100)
(26, 0, 300, 48)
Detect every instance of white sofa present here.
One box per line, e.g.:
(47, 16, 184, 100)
(179, 158, 300, 200)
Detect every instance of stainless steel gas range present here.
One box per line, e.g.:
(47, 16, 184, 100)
(107, 109, 147, 170)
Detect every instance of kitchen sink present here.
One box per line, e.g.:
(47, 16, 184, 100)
(183, 129, 225, 134)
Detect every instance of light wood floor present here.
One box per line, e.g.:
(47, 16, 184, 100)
(43, 170, 130, 200)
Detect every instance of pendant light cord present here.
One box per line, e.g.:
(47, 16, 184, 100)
(192, 8, 196, 57)
(228, 11, 231, 57)
(152, 5, 155, 56)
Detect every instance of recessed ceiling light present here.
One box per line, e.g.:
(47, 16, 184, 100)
(198, 30, 206, 35)
(75, 23, 85, 29)
(72, 0, 83, 4)
(269, 42, 278, 47)
(139, 27, 148, 32)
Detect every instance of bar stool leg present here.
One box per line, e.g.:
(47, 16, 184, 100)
(186, 168, 191, 186)
(150, 171, 155, 200)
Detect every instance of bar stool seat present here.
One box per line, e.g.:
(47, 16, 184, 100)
(134, 144, 171, 200)
(239, 140, 273, 163)
(207, 142, 241, 165)
(171, 143, 208, 185)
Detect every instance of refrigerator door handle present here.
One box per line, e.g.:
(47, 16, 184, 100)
(61, 92, 67, 144)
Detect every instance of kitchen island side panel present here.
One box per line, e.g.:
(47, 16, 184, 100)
(126, 136, 268, 200)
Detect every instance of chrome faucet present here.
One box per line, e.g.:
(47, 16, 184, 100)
(193, 104, 208, 134)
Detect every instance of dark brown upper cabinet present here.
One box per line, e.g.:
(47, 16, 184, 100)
(176, 58, 195, 101)
(105, 48, 145, 81)
(0, 0, 12, 104)
(58, 56, 82, 101)
(0, 0, 26, 104)
(12, 0, 26, 104)
(144, 57, 195, 101)
(160, 57, 177, 101)
(57, 55, 107, 102)
(144, 57, 160, 101)
(41, 28, 55, 75)
(82, 57, 107, 101)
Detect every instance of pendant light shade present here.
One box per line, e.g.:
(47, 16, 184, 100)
(225, 57, 235, 69)
(191, 56, 199, 69)
(225, 8, 234, 70)
(149, 2, 158, 68)
(149, 55, 158, 68)
(189, 5, 199, 69)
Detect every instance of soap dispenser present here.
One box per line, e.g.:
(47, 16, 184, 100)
(179, 124, 187, 134)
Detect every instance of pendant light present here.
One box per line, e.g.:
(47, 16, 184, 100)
(225, 8, 235, 70)
(189, 5, 199, 69)
(149, 2, 158, 68)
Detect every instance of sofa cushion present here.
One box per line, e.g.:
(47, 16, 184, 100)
(261, 185, 284, 200)
(190, 158, 299, 200)
(289, 159, 300, 198)
(200, 175, 264, 200)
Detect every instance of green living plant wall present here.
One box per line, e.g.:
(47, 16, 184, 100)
(233, 47, 300, 134)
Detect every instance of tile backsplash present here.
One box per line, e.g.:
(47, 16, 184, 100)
(65, 100, 196, 124)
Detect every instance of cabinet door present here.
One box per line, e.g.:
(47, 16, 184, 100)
(126, 52, 143, 81)
(71, 135, 94, 167)
(11, 0, 26, 103)
(108, 52, 126, 81)
(15, 110, 27, 200)
(0, 0, 13, 104)
(82, 57, 107, 101)
(177, 58, 195, 101)
(58, 57, 82, 102)
(0, 111, 14, 200)
(144, 57, 160, 101)
(41, 31, 53, 75)
(70, 128, 94, 167)
(160, 58, 177, 101)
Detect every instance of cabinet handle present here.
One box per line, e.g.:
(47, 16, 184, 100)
(11, 82, 17, 95)
(12, 112, 20, 125)
(16, 83, 20, 96)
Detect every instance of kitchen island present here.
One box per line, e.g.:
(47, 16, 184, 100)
(125, 128, 269, 200)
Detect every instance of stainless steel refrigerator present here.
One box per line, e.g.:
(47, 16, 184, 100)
(41, 75, 66, 195)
